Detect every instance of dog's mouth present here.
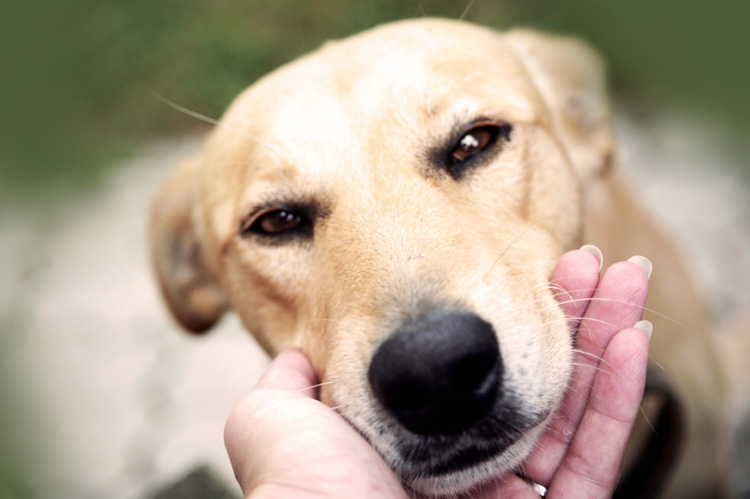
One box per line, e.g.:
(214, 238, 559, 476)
(350, 308, 554, 495)
(382, 399, 548, 474)
(350, 390, 550, 496)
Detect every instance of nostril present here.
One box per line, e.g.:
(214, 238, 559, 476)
(368, 310, 503, 435)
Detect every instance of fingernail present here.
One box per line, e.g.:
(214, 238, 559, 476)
(627, 255, 652, 280)
(634, 320, 653, 341)
(579, 244, 603, 272)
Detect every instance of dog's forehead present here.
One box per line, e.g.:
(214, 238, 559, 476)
(223, 18, 540, 158)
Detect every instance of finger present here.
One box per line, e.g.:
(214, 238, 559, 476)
(525, 259, 649, 485)
(550, 247, 602, 330)
(546, 327, 650, 497)
(577, 259, 651, 355)
(225, 393, 405, 497)
(559, 259, 649, 418)
(225, 351, 407, 498)
(565, 260, 650, 422)
(225, 350, 323, 494)
(225, 352, 317, 494)
(255, 349, 319, 398)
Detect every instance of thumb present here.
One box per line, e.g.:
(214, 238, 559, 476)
(255, 349, 320, 397)
(224, 350, 321, 494)
(224, 350, 407, 498)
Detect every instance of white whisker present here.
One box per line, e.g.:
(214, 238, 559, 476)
(482, 218, 543, 282)
(150, 91, 284, 154)
(459, 0, 476, 21)
(295, 380, 335, 394)
(413, 0, 426, 17)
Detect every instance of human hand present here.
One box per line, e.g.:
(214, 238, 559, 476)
(224, 247, 651, 498)
(474, 247, 652, 498)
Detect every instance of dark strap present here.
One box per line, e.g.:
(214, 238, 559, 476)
(613, 366, 686, 499)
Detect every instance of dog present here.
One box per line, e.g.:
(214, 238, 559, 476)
(149, 18, 735, 497)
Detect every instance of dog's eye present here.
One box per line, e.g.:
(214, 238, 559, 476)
(452, 127, 494, 163)
(447, 122, 512, 174)
(240, 208, 312, 238)
(256, 210, 304, 234)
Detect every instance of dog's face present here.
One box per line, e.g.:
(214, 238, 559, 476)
(151, 19, 614, 496)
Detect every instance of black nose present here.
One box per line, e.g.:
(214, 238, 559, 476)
(368, 310, 502, 435)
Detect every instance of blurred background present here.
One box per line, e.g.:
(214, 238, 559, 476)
(1, 1, 748, 497)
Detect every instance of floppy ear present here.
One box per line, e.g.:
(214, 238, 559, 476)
(506, 29, 615, 180)
(149, 157, 228, 333)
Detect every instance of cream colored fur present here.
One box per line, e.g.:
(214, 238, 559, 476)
(150, 19, 733, 497)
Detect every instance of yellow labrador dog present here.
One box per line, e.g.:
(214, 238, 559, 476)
(150, 19, 732, 498)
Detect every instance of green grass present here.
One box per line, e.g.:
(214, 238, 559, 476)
(1, 0, 748, 195)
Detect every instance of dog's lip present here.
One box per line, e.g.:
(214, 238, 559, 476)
(405, 408, 552, 476)
(347, 400, 552, 483)
(381, 409, 553, 497)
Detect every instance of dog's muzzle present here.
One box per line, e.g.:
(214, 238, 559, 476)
(365, 308, 546, 488)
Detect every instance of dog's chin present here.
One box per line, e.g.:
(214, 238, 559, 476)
(399, 422, 548, 498)
(348, 401, 552, 498)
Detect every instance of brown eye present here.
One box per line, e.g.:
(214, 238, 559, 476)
(452, 127, 494, 163)
(241, 208, 311, 238)
(448, 122, 512, 168)
(257, 210, 302, 234)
